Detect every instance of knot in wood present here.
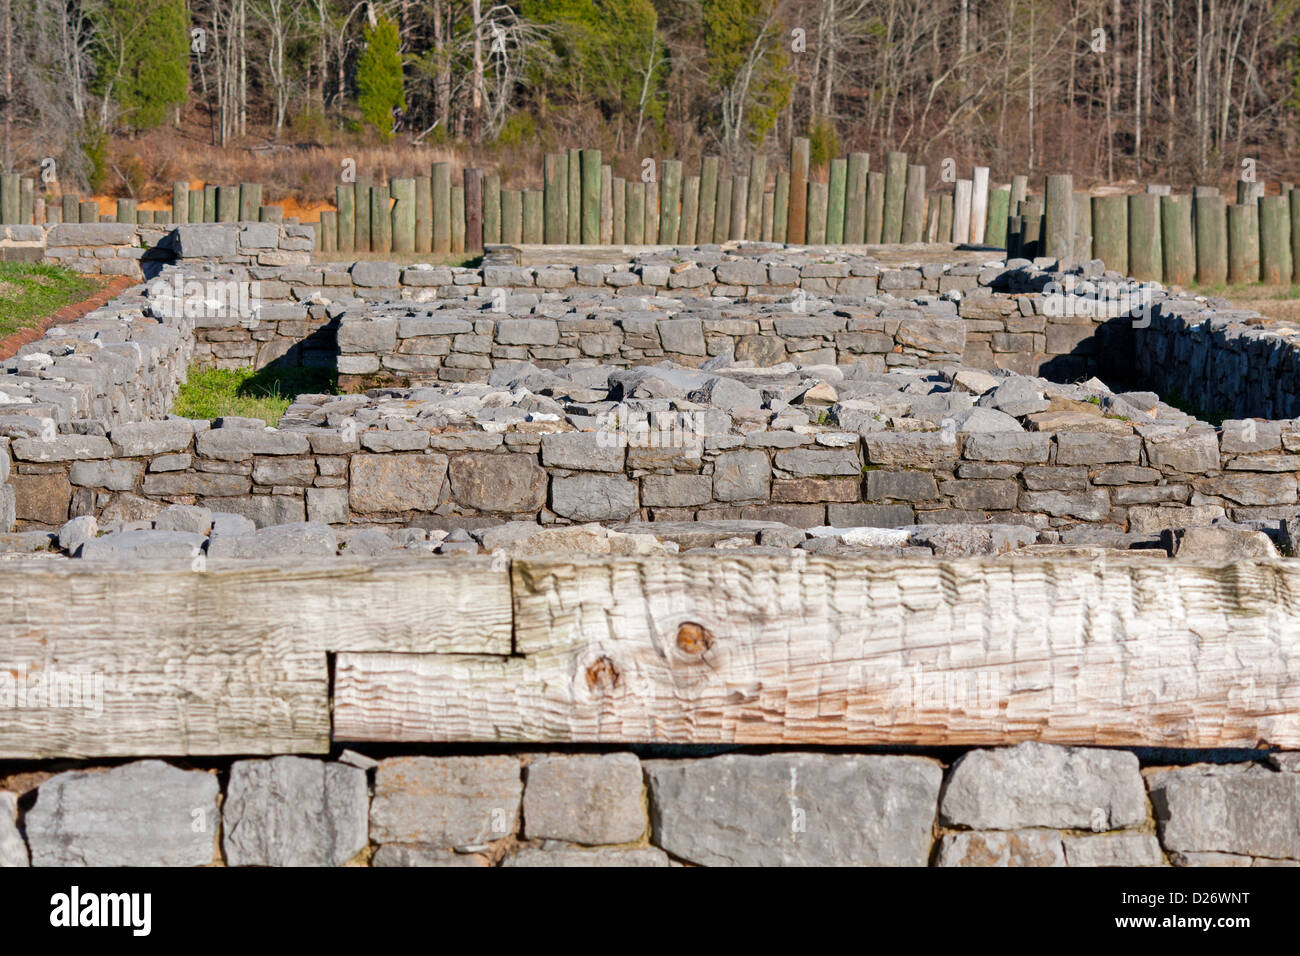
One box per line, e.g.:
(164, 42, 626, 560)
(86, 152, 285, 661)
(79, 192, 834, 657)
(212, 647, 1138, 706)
(675, 621, 714, 656)
(584, 655, 621, 692)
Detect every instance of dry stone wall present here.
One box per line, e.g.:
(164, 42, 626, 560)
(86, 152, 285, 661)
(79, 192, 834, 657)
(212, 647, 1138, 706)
(1, 743, 1296, 867)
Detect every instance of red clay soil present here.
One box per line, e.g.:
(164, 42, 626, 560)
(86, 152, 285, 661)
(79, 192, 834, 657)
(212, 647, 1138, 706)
(0, 275, 134, 361)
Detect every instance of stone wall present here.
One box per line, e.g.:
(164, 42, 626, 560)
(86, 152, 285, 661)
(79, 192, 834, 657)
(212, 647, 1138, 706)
(7, 384, 1300, 534)
(2, 743, 1296, 866)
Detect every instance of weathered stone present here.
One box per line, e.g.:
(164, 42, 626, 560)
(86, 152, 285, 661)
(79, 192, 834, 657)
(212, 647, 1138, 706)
(350, 261, 401, 287)
(645, 754, 941, 866)
(109, 420, 195, 456)
(0, 791, 27, 866)
(1164, 526, 1278, 561)
(640, 473, 713, 507)
(206, 522, 338, 560)
(12, 435, 113, 462)
(1195, 473, 1298, 506)
(152, 504, 213, 535)
(541, 431, 625, 472)
(448, 452, 547, 513)
(25, 760, 219, 866)
(371, 846, 489, 867)
(963, 432, 1052, 463)
(1150, 766, 1300, 860)
(350, 453, 448, 513)
(773, 448, 860, 477)
(712, 449, 771, 501)
(522, 754, 645, 845)
(370, 756, 522, 848)
(1145, 432, 1219, 473)
(79, 529, 206, 563)
(1061, 832, 1164, 867)
(1055, 432, 1141, 465)
(504, 848, 671, 867)
(68, 458, 142, 491)
(222, 757, 368, 867)
(551, 474, 639, 521)
(866, 470, 939, 501)
(1018, 489, 1111, 520)
(941, 742, 1146, 831)
(195, 428, 310, 460)
(936, 829, 1065, 867)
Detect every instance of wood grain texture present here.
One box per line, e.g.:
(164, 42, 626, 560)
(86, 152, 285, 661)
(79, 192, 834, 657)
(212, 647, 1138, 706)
(334, 554, 1300, 748)
(0, 557, 510, 757)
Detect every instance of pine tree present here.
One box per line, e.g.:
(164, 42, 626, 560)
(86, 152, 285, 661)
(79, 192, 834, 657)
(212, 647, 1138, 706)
(90, 0, 189, 132)
(357, 14, 405, 140)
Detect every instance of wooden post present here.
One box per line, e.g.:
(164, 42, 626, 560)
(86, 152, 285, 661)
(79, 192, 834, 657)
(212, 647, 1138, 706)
(38, 199, 53, 225)
(335, 184, 355, 254)
(354, 179, 372, 252)
(483, 173, 501, 245)
(238, 183, 261, 220)
(1147, 183, 1171, 195)
(1091, 195, 1128, 275)
(1259, 193, 1293, 285)
(117, 197, 137, 224)
(660, 159, 682, 245)
(826, 158, 847, 244)
(970, 166, 990, 243)
(1073, 192, 1092, 261)
(745, 156, 766, 241)
(901, 164, 926, 243)
(805, 181, 828, 244)
(62, 194, 79, 223)
(432, 163, 451, 253)
(391, 178, 417, 254)
(1043, 174, 1074, 262)
(522, 190, 543, 244)
(881, 150, 908, 243)
(731, 173, 749, 241)
(772, 171, 790, 243)
(713, 176, 732, 243)
(788, 137, 810, 243)
(600, 165, 613, 245)
(938, 193, 955, 246)
(626, 180, 645, 244)
(18, 178, 33, 223)
(371, 184, 391, 254)
(761, 190, 775, 242)
(415, 175, 432, 253)
(612, 178, 626, 245)
(1128, 194, 1163, 282)
(1227, 202, 1260, 285)
(501, 189, 523, 244)
(1020, 198, 1045, 258)
(136, 209, 150, 226)
(697, 156, 719, 243)
(79, 200, 98, 224)
(204, 185, 218, 222)
(1195, 193, 1228, 286)
(566, 148, 581, 244)
(580, 149, 601, 245)
(464, 168, 484, 254)
(644, 179, 659, 244)
(844, 152, 868, 244)
(924, 194, 939, 242)
(680, 175, 699, 246)
(319, 210, 337, 252)
(1160, 195, 1195, 286)
(1290, 189, 1300, 285)
(172, 181, 189, 225)
(450, 184, 466, 252)
(543, 154, 566, 245)
(985, 187, 1010, 249)
(0, 173, 16, 222)
(952, 180, 972, 243)
(259, 205, 283, 223)
(1010, 175, 1029, 211)
(865, 170, 885, 243)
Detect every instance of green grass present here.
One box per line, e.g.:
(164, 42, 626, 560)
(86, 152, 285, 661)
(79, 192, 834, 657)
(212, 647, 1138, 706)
(0, 262, 101, 337)
(172, 364, 338, 426)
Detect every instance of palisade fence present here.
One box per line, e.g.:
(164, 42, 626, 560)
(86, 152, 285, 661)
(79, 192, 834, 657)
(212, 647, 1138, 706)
(3, 138, 1297, 288)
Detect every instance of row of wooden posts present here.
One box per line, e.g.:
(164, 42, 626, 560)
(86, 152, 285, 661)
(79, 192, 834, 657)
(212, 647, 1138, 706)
(10, 180, 296, 228)
(311, 142, 1010, 255)
(1019, 174, 1300, 286)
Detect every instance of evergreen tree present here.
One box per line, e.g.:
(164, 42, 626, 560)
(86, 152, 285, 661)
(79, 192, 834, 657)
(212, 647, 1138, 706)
(357, 14, 405, 140)
(90, 0, 189, 131)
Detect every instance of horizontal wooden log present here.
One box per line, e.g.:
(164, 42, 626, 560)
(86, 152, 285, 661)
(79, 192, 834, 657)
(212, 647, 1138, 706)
(0, 558, 511, 758)
(334, 554, 1300, 748)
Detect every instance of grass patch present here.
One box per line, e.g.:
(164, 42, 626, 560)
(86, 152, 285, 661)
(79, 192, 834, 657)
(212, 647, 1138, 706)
(0, 262, 102, 337)
(172, 364, 338, 426)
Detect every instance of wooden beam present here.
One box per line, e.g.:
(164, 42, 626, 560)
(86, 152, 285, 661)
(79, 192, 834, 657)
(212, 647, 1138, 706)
(0, 558, 510, 758)
(335, 555, 1300, 748)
